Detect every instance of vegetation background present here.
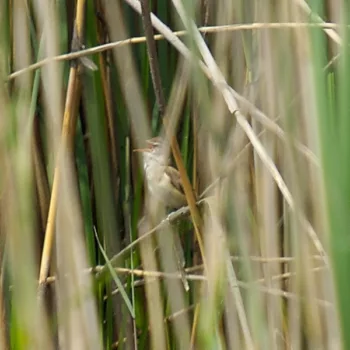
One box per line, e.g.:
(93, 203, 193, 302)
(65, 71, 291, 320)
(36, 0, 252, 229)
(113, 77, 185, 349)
(0, 0, 348, 349)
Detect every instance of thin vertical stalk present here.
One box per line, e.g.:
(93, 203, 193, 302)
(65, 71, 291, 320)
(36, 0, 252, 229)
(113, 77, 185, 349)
(140, 0, 205, 270)
(38, 0, 86, 291)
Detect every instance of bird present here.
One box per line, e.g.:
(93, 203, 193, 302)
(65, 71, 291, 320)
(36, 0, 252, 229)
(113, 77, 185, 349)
(134, 136, 189, 291)
(134, 137, 187, 210)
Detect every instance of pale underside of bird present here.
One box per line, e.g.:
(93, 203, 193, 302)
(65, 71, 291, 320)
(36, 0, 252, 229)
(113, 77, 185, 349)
(137, 137, 187, 209)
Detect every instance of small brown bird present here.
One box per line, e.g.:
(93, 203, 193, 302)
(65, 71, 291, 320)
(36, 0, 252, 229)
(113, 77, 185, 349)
(135, 136, 189, 291)
(135, 137, 187, 209)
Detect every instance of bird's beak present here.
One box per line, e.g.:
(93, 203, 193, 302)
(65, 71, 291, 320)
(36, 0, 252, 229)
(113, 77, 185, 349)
(133, 148, 151, 153)
(146, 138, 161, 146)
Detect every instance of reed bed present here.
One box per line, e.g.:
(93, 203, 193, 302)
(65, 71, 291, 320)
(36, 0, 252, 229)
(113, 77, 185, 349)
(0, 0, 348, 349)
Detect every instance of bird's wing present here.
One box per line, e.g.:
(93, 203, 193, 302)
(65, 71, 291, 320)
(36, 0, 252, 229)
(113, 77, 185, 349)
(164, 166, 185, 195)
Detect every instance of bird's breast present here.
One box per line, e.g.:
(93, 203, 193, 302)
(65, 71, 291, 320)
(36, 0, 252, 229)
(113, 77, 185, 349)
(144, 165, 185, 209)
